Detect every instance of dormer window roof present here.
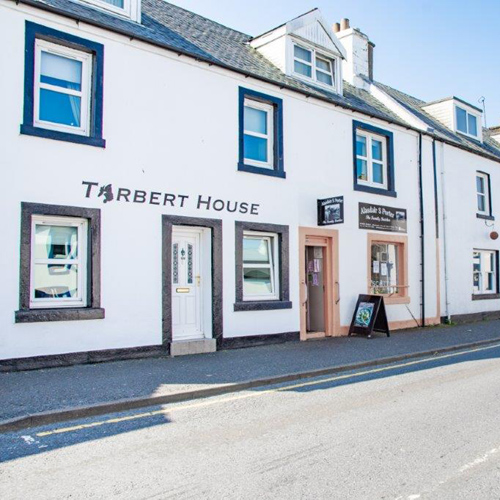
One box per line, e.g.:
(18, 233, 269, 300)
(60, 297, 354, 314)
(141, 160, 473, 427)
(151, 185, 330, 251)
(80, 0, 141, 22)
(251, 9, 346, 95)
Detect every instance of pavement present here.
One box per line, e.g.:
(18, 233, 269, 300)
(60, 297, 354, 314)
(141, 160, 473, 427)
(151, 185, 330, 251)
(1, 319, 500, 432)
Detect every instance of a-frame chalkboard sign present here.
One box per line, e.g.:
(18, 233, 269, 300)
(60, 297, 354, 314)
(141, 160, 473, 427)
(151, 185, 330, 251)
(348, 295, 390, 338)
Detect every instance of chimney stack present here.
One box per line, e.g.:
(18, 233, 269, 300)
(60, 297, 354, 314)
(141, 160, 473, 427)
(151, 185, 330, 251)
(340, 18, 350, 30)
(332, 22, 340, 33)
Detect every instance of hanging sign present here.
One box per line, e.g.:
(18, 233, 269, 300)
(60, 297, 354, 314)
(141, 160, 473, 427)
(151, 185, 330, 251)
(348, 294, 390, 338)
(317, 196, 344, 226)
(359, 202, 407, 233)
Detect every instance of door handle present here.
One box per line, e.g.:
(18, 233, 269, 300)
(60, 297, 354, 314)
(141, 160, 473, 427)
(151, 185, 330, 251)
(196, 275, 201, 287)
(335, 281, 340, 304)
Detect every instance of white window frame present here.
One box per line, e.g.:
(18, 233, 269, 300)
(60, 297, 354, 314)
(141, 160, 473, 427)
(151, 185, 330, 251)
(476, 172, 490, 215)
(292, 42, 336, 90)
(243, 98, 274, 170)
(455, 105, 479, 138)
(242, 231, 280, 301)
(473, 250, 497, 295)
(34, 39, 92, 137)
(80, 0, 133, 18)
(30, 215, 88, 309)
(356, 131, 388, 189)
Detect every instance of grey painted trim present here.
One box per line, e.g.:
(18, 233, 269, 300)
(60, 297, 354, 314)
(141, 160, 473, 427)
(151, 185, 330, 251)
(162, 215, 223, 348)
(221, 331, 299, 349)
(16, 202, 103, 323)
(0, 345, 166, 372)
(472, 293, 500, 301)
(235, 221, 291, 311)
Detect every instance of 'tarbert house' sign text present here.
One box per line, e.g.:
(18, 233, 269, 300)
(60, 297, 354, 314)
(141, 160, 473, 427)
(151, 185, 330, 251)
(82, 181, 261, 215)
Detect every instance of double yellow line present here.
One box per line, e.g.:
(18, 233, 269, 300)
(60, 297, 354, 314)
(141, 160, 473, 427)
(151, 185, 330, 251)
(36, 342, 500, 438)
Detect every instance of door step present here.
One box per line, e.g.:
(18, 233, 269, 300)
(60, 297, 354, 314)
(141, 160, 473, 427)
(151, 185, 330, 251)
(170, 339, 217, 357)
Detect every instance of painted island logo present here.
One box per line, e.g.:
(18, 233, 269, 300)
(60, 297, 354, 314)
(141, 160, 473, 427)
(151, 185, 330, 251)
(82, 181, 261, 215)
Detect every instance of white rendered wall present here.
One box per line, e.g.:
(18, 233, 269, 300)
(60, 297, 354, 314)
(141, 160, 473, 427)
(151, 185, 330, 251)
(0, 2, 442, 359)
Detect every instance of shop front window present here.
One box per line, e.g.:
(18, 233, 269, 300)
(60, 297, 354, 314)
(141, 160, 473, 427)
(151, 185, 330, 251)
(371, 242, 400, 295)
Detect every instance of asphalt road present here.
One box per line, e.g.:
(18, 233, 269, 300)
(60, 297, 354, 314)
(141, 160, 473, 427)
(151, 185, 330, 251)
(2, 343, 500, 499)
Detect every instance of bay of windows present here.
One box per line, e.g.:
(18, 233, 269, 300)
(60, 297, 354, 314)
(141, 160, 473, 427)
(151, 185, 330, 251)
(293, 43, 335, 88)
(456, 106, 478, 138)
(473, 250, 497, 294)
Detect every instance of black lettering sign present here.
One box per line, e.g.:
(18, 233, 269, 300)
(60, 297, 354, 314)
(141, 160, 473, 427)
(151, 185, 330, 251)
(359, 202, 407, 233)
(317, 196, 344, 226)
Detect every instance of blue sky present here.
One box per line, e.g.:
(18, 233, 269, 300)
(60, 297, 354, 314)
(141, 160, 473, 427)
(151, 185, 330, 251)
(169, 0, 500, 127)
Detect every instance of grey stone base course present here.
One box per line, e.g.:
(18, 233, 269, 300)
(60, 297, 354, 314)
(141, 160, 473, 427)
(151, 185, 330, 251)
(445, 310, 500, 324)
(221, 331, 299, 349)
(0, 345, 168, 373)
(2, 336, 500, 433)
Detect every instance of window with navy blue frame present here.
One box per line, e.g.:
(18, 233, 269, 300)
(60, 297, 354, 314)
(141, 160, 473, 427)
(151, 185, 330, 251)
(353, 120, 396, 197)
(21, 22, 105, 148)
(238, 87, 285, 179)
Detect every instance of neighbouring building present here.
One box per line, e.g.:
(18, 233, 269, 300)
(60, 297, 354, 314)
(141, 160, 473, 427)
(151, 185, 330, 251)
(0, 0, 499, 369)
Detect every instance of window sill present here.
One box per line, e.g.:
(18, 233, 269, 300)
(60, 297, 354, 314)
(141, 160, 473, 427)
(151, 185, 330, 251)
(234, 300, 292, 312)
(15, 307, 105, 323)
(21, 124, 106, 148)
(472, 293, 500, 301)
(374, 295, 410, 305)
(476, 213, 495, 221)
(238, 163, 286, 179)
(354, 184, 397, 198)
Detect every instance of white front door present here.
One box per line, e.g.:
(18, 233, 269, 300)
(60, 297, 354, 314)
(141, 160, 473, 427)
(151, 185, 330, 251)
(172, 228, 204, 341)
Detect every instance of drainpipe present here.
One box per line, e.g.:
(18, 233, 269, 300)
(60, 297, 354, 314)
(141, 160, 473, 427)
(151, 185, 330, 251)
(438, 142, 451, 323)
(418, 134, 425, 327)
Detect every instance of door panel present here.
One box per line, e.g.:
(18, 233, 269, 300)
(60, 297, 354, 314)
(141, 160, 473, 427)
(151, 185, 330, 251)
(172, 230, 203, 341)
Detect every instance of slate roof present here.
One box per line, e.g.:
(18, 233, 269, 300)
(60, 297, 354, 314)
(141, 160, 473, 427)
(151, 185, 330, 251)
(14, 0, 500, 162)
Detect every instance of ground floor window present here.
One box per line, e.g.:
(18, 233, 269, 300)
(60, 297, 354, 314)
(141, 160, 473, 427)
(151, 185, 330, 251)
(367, 233, 409, 304)
(234, 221, 292, 311)
(473, 250, 498, 295)
(16, 202, 104, 323)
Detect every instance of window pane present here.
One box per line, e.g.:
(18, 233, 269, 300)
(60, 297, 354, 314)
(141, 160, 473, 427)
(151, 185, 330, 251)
(484, 253, 493, 273)
(476, 175, 485, 194)
(40, 51, 82, 91)
(244, 106, 268, 135)
(473, 252, 481, 272)
(244, 134, 268, 163)
(294, 45, 312, 63)
(487, 273, 495, 291)
(473, 272, 480, 291)
(456, 107, 467, 133)
(34, 263, 78, 298)
(39, 89, 81, 127)
(468, 114, 478, 136)
(477, 194, 486, 212)
(356, 135, 367, 157)
(243, 267, 273, 295)
(243, 237, 270, 263)
(316, 57, 331, 72)
(105, 0, 124, 6)
(294, 60, 312, 77)
(371, 243, 399, 294)
(372, 162, 384, 184)
(34, 225, 78, 260)
(316, 71, 333, 85)
(372, 140, 383, 161)
(357, 159, 367, 180)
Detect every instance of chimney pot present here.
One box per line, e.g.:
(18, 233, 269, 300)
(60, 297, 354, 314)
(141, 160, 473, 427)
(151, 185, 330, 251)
(333, 22, 340, 33)
(340, 18, 350, 30)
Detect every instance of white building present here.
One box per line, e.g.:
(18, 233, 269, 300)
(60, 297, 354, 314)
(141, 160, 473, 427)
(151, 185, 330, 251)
(0, 0, 498, 369)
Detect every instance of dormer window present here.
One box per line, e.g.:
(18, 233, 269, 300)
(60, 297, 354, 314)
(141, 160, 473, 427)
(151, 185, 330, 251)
(456, 105, 479, 138)
(81, 0, 141, 21)
(292, 43, 336, 89)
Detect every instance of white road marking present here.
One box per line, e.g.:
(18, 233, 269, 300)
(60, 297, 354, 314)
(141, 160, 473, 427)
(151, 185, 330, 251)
(21, 435, 36, 445)
(459, 447, 499, 473)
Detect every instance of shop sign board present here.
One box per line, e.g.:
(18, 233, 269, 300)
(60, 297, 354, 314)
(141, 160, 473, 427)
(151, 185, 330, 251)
(359, 202, 407, 233)
(348, 294, 390, 338)
(317, 196, 344, 226)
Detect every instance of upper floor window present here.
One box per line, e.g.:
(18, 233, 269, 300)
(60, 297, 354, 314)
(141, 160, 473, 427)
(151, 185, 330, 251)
(21, 22, 105, 148)
(476, 172, 492, 217)
(81, 0, 140, 21)
(293, 43, 336, 88)
(456, 106, 478, 138)
(238, 88, 285, 179)
(353, 121, 396, 198)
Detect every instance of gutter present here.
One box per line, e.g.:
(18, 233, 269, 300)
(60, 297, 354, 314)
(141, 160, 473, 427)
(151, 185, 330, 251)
(8, 0, 500, 166)
(418, 133, 425, 327)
